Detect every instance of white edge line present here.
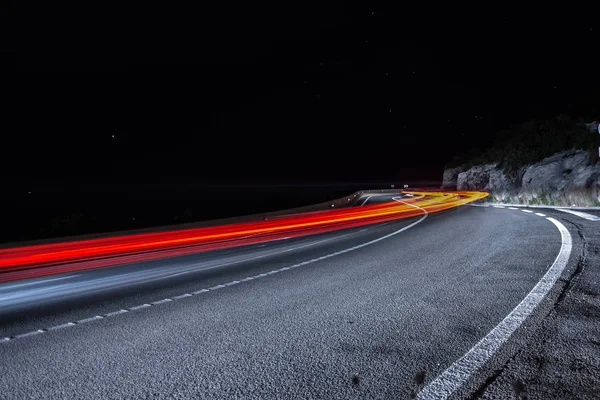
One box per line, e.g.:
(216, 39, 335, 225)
(556, 208, 600, 221)
(417, 217, 572, 399)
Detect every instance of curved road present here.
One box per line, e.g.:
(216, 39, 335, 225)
(0, 196, 596, 399)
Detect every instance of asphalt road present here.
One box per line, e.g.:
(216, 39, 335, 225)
(0, 198, 595, 399)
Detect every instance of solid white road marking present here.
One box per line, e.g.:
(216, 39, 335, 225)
(167, 271, 195, 278)
(418, 217, 572, 399)
(392, 196, 429, 220)
(360, 193, 403, 206)
(0, 275, 80, 291)
(360, 196, 372, 206)
(2, 205, 428, 343)
(557, 208, 600, 221)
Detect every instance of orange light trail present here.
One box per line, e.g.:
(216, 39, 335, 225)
(0, 190, 487, 282)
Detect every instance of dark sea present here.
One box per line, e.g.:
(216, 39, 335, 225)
(3, 182, 438, 245)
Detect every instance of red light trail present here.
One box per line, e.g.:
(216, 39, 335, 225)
(0, 191, 487, 282)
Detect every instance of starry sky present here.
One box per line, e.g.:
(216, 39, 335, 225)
(17, 3, 599, 186)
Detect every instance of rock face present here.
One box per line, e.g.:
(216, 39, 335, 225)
(444, 150, 600, 206)
(457, 163, 497, 191)
(585, 120, 599, 133)
(441, 167, 464, 189)
(486, 167, 522, 202)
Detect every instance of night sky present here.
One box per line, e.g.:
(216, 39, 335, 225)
(17, 4, 599, 186)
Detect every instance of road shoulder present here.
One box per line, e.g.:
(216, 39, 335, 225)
(478, 213, 600, 399)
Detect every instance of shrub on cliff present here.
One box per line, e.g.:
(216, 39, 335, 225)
(445, 115, 599, 175)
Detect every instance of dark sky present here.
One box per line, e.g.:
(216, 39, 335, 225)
(15, 4, 599, 186)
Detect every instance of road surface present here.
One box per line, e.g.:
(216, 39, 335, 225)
(0, 195, 596, 399)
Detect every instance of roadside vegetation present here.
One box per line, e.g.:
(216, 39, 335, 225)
(513, 189, 600, 207)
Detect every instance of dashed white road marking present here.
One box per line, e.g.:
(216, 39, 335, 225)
(557, 208, 600, 221)
(208, 284, 226, 290)
(119, 231, 358, 287)
(47, 322, 76, 331)
(104, 309, 128, 317)
(487, 203, 600, 211)
(418, 217, 572, 399)
(76, 316, 104, 324)
(474, 206, 546, 219)
(14, 330, 45, 339)
(151, 299, 173, 305)
(172, 294, 192, 300)
(2, 206, 428, 344)
(128, 304, 151, 311)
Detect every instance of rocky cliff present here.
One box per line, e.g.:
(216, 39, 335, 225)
(442, 150, 600, 206)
